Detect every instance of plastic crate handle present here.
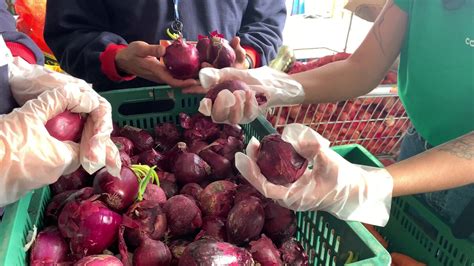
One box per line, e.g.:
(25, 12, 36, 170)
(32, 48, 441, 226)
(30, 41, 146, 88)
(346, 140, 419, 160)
(100, 86, 204, 121)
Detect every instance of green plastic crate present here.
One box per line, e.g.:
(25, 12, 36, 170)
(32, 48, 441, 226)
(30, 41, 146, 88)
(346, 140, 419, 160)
(0, 86, 390, 266)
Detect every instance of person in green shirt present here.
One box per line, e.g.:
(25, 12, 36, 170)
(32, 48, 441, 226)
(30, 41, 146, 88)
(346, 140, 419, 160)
(194, 0, 474, 233)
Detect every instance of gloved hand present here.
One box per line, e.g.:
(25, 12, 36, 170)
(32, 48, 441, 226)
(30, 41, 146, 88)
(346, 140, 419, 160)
(0, 87, 98, 206)
(197, 66, 305, 124)
(235, 124, 393, 226)
(7, 57, 121, 177)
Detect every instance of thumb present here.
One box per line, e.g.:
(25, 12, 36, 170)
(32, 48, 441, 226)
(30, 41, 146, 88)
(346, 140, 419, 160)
(230, 36, 241, 49)
(135, 42, 166, 58)
(56, 141, 82, 175)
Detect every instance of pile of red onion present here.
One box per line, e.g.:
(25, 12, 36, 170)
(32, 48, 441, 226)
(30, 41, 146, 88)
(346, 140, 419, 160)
(30, 112, 309, 265)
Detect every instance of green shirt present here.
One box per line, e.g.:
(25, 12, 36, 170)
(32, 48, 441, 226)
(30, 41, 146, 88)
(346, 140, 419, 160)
(394, 0, 474, 146)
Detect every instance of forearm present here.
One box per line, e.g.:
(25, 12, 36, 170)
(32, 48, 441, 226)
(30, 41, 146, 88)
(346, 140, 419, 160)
(388, 131, 474, 197)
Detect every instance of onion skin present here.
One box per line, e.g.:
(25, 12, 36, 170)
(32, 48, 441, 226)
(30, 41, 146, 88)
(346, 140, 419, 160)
(93, 166, 139, 212)
(195, 216, 227, 242)
(160, 180, 179, 199)
(226, 197, 265, 246)
(133, 238, 172, 266)
(58, 197, 122, 257)
(256, 134, 308, 185)
(154, 122, 181, 152)
(123, 200, 168, 249)
(45, 187, 95, 224)
(249, 234, 283, 266)
(143, 183, 167, 203)
(199, 148, 233, 180)
(73, 255, 123, 266)
(138, 148, 165, 167)
(45, 111, 85, 142)
(199, 180, 237, 218)
(163, 38, 200, 79)
(29, 226, 68, 266)
(111, 137, 135, 155)
(178, 238, 254, 266)
(50, 167, 91, 195)
(169, 239, 191, 266)
(163, 195, 203, 236)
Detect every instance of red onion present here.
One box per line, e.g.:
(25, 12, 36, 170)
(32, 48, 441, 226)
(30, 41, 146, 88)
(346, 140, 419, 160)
(143, 183, 167, 203)
(249, 234, 283, 266)
(154, 122, 181, 151)
(263, 201, 297, 245)
(210, 136, 244, 162)
(58, 196, 122, 257)
(199, 148, 233, 180)
(73, 255, 123, 266)
(119, 125, 154, 153)
(226, 197, 265, 245)
(222, 124, 244, 140)
(133, 238, 172, 266)
(178, 238, 254, 266)
(205, 80, 267, 106)
(163, 38, 200, 79)
(138, 148, 165, 167)
(195, 216, 227, 242)
(179, 113, 220, 143)
(119, 151, 132, 166)
(160, 180, 178, 199)
(174, 151, 211, 185)
(123, 200, 167, 248)
(188, 140, 208, 154)
(256, 134, 308, 185)
(29, 226, 68, 265)
(196, 31, 236, 69)
(159, 142, 187, 172)
(111, 137, 135, 155)
(93, 166, 139, 211)
(179, 183, 203, 201)
(234, 184, 264, 204)
(199, 181, 236, 218)
(45, 111, 85, 142)
(163, 195, 202, 236)
(50, 167, 91, 195)
(279, 238, 309, 266)
(45, 187, 95, 224)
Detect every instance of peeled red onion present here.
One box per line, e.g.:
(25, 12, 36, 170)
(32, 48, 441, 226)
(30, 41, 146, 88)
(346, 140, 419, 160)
(199, 180, 237, 218)
(133, 238, 172, 266)
(178, 239, 254, 266)
(73, 255, 123, 266)
(249, 234, 283, 266)
(45, 111, 85, 142)
(163, 195, 202, 236)
(226, 197, 265, 245)
(263, 201, 297, 245)
(174, 151, 211, 185)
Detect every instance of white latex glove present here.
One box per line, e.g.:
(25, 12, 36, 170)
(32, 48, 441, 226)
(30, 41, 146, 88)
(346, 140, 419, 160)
(7, 57, 121, 177)
(235, 124, 393, 226)
(198, 66, 305, 124)
(0, 87, 98, 206)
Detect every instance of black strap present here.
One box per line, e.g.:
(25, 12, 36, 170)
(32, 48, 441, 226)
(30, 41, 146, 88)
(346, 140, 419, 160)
(452, 197, 474, 238)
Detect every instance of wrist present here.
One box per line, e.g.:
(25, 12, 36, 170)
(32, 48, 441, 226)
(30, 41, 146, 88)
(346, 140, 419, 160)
(99, 44, 135, 82)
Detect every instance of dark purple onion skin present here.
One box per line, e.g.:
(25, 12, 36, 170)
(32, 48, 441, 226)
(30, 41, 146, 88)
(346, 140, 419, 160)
(222, 124, 244, 140)
(196, 36, 211, 64)
(226, 197, 265, 246)
(160, 180, 179, 199)
(174, 152, 211, 184)
(93, 166, 139, 212)
(178, 238, 254, 266)
(143, 183, 167, 203)
(123, 200, 167, 249)
(170, 239, 191, 266)
(263, 201, 297, 245)
(195, 216, 227, 242)
(73, 255, 123, 266)
(249, 235, 283, 266)
(154, 122, 181, 152)
(163, 38, 200, 79)
(199, 181, 237, 218)
(210, 136, 244, 163)
(279, 238, 309, 266)
(30, 226, 68, 265)
(256, 134, 308, 185)
(138, 148, 165, 167)
(180, 183, 203, 201)
(160, 142, 187, 172)
(46, 187, 95, 224)
(58, 197, 122, 257)
(163, 195, 203, 236)
(111, 136, 135, 155)
(205, 80, 250, 102)
(50, 167, 91, 195)
(199, 149, 233, 180)
(133, 238, 172, 266)
(179, 113, 221, 143)
(119, 125, 154, 153)
(234, 184, 265, 204)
